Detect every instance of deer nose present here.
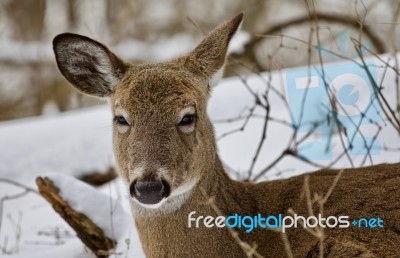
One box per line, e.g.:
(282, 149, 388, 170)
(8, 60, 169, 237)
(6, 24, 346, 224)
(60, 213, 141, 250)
(130, 180, 170, 205)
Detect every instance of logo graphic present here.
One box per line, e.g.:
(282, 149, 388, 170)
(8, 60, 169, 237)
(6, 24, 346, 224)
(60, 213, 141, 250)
(285, 32, 382, 160)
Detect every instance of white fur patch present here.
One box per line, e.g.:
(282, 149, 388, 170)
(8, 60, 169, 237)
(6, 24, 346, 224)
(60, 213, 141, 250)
(170, 177, 198, 197)
(131, 196, 168, 209)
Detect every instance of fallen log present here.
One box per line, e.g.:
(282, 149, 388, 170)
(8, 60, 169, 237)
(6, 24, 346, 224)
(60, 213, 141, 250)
(36, 176, 116, 258)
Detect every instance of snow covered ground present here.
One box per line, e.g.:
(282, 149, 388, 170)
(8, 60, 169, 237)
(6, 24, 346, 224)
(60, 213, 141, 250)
(0, 52, 399, 257)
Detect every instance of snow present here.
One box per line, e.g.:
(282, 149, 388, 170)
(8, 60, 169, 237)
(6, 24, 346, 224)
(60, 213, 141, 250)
(228, 31, 251, 54)
(8, 239, 93, 258)
(1, 52, 399, 257)
(0, 106, 114, 185)
(0, 182, 82, 257)
(42, 101, 60, 116)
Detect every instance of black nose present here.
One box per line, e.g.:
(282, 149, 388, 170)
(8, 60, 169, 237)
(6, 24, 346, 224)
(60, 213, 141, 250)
(130, 180, 170, 205)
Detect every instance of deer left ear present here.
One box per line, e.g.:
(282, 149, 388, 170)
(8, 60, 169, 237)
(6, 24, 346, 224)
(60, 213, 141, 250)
(187, 13, 244, 87)
(53, 33, 127, 98)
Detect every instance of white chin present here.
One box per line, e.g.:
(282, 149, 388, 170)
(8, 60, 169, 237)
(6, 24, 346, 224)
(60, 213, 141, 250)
(132, 197, 168, 209)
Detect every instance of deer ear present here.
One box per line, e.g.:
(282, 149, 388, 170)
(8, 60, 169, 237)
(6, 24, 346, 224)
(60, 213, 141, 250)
(187, 13, 244, 87)
(53, 33, 127, 98)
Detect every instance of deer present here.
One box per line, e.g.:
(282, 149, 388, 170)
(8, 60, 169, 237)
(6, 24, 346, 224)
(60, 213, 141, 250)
(53, 13, 400, 258)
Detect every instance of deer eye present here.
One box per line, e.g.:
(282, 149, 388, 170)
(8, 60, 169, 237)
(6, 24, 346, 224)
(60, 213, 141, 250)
(114, 116, 129, 126)
(179, 114, 196, 126)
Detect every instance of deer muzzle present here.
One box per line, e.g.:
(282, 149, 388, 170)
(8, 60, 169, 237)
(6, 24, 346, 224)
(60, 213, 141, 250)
(130, 180, 171, 205)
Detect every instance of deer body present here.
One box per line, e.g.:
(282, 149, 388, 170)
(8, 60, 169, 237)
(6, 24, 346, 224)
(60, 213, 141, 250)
(134, 160, 400, 258)
(53, 13, 400, 258)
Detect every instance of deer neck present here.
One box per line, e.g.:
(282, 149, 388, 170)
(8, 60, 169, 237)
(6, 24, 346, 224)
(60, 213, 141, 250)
(133, 137, 257, 256)
(134, 152, 258, 257)
(195, 154, 254, 213)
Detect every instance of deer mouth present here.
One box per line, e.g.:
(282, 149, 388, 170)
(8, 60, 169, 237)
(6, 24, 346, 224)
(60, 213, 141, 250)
(130, 179, 171, 205)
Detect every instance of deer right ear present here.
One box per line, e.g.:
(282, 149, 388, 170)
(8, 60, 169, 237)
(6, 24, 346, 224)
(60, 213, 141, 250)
(53, 33, 127, 98)
(186, 13, 244, 88)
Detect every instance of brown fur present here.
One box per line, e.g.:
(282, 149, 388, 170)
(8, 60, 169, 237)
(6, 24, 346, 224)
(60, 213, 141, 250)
(53, 13, 400, 258)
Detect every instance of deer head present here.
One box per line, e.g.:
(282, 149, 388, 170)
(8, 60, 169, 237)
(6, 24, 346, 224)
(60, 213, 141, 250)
(53, 13, 244, 215)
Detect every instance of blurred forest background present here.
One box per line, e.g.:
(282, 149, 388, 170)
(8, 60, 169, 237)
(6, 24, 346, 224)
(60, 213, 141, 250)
(1, 0, 400, 122)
